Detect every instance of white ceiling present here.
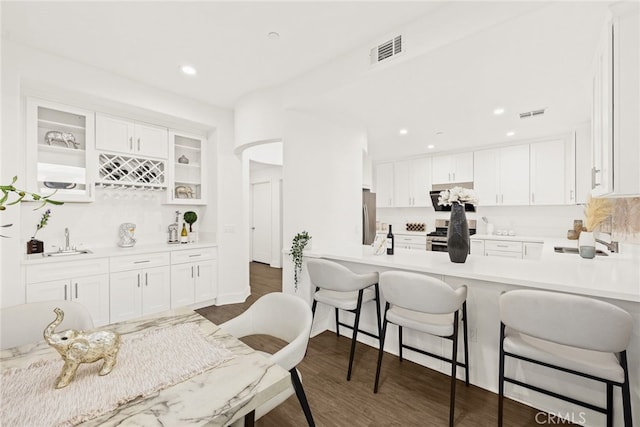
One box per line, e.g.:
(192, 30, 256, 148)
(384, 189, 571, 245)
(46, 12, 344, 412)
(1, 1, 611, 161)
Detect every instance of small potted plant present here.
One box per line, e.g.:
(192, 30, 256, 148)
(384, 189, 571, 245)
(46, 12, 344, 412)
(290, 231, 311, 291)
(184, 211, 198, 242)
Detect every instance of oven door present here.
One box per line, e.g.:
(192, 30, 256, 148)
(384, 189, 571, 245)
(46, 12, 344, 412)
(427, 239, 448, 252)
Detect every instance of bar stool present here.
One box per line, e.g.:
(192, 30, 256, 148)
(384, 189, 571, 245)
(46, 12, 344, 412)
(373, 271, 469, 427)
(498, 289, 633, 427)
(307, 258, 381, 381)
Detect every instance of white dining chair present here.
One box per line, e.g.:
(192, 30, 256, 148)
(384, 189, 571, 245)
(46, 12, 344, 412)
(374, 271, 469, 427)
(220, 292, 315, 426)
(307, 258, 381, 381)
(0, 300, 94, 350)
(498, 289, 633, 427)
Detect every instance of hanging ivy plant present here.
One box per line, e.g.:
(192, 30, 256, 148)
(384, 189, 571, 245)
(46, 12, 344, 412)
(290, 231, 311, 291)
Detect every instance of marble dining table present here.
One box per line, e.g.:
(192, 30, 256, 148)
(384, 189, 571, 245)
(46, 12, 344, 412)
(0, 307, 292, 426)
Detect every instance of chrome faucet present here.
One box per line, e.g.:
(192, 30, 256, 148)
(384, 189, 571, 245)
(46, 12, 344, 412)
(64, 227, 70, 251)
(595, 238, 619, 253)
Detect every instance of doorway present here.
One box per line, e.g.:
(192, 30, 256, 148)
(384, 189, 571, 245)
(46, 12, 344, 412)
(251, 181, 272, 264)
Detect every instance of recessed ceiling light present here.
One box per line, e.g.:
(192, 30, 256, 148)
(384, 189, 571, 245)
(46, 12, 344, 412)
(268, 31, 280, 40)
(506, 131, 515, 137)
(494, 108, 505, 115)
(399, 128, 408, 135)
(427, 144, 435, 149)
(180, 65, 197, 76)
(435, 131, 444, 136)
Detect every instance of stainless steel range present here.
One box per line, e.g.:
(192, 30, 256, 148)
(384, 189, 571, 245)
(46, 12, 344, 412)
(426, 218, 477, 252)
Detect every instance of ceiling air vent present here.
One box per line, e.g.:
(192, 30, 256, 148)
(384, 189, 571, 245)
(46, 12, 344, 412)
(519, 108, 546, 119)
(370, 35, 403, 65)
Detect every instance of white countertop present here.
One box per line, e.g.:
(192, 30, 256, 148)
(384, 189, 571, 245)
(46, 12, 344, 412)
(22, 240, 217, 265)
(305, 243, 640, 303)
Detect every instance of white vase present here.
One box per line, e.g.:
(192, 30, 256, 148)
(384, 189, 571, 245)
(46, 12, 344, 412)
(578, 231, 596, 259)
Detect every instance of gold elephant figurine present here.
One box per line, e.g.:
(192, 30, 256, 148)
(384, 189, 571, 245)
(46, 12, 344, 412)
(44, 308, 121, 389)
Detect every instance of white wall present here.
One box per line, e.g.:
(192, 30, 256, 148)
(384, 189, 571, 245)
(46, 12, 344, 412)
(281, 110, 366, 293)
(249, 164, 283, 268)
(1, 41, 246, 308)
(234, 87, 283, 149)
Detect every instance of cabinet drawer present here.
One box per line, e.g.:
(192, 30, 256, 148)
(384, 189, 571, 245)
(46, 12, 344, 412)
(485, 250, 522, 259)
(110, 252, 170, 272)
(26, 258, 109, 283)
(394, 235, 426, 245)
(171, 247, 217, 264)
(484, 240, 522, 253)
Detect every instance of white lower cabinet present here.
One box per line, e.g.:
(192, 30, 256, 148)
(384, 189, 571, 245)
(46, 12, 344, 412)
(25, 258, 110, 326)
(523, 242, 544, 260)
(470, 238, 543, 260)
(170, 247, 218, 307)
(109, 252, 171, 323)
(394, 234, 427, 251)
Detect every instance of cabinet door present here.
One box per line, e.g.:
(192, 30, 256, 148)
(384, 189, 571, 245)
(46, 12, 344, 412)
(96, 114, 135, 154)
(374, 163, 394, 207)
(26, 280, 70, 302)
(26, 98, 96, 202)
(72, 274, 110, 327)
(110, 270, 142, 323)
(142, 266, 171, 316)
(195, 261, 217, 303)
(431, 155, 452, 185)
(499, 145, 530, 205)
(170, 263, 195, 307)
(393, 160, 412, 207)
(530, 140, 567, 205)
(523, 242, 543, 260)
(135, 123, 168, 159)
(169, 132, 206, 204)
(470, 239, 485, 255)
(485, 250, 522, 259)
(473, 149, 500, 206)
(411, 157, 431, 206)
(451, 152, 474, 182)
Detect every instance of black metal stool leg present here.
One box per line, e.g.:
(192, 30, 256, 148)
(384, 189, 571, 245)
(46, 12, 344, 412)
(606, 382, 613, 427)
(335, 307, 340, 337)
(620, 351, 633, 427)
(374, 283, 382, 344)
(290, 368, 315, 427)
(449, 311, 459, 427)
(346, 289, 364, 381)
(462, 302, 470, 386)
(398, 326, 403, 362)
(498, 322, 506, 427)
(374, 303, 390, 393)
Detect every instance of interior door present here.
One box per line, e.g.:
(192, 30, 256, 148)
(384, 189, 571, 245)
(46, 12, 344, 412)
(251, 181, 272, 264)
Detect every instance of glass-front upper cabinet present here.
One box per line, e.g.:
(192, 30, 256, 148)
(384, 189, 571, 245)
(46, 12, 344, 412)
(167, 131, 206, 205)
(26, 98, 95, 202)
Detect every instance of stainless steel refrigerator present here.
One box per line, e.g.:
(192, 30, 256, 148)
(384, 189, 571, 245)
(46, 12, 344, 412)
(362, 189, 376, 245)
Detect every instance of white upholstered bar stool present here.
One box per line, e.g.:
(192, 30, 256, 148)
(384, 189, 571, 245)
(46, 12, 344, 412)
(373, 271, 469, 427)
(307, 258, 381, 381)
(0, 300, 94, 350)
(498, 290, 633, 427)
(221, 292, 315, 426)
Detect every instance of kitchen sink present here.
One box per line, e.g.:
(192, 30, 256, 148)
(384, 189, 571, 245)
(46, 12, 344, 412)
(44, 249, 92, 257)
(553, 246, 608, 256)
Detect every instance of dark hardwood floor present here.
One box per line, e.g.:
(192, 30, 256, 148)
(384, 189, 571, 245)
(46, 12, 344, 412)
(196, 262, 557, 426)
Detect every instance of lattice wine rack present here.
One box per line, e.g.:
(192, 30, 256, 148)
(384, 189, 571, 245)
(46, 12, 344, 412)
(98, 153, 166, 189)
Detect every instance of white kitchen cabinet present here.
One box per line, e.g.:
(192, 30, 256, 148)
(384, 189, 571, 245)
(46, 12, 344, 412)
(168, 131, 206, 204)
(431, 152, 473, 185)
(530, 138, 576, 205)
(485, 240, 523, 259)
(394, 234, 426, 251)
(96, 113, 168, 159)
(25, 258, 110, 326)
(523, 242, 543, 260)
(25, 98, 96, 202)
(474, 145, 529, 206)
(470, 239, 485, 255)
(109, 252, 171, 323)
(374, 162, 394, 207)
(393, 158, 431, 207)
(591, 5, 640, 196)
(170, 247, 217, 307)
